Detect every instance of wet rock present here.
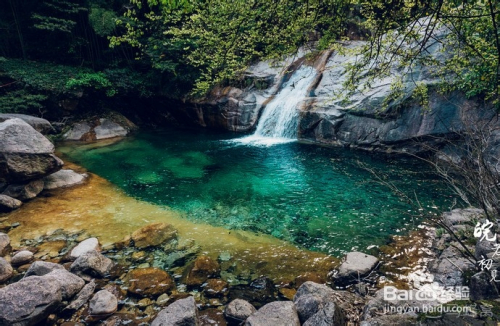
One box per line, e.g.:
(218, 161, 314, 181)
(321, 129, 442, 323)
(245, 301, 300, 326)
(126, 267, 176, 297)
(0, 194, 22, 212)
(469, 271, 499, 300)
(278, 288, 296, 300)
(70, 237, 100, 260)
(44, 169, 87, 190)
(199, 308, 227, 326)
(103, 283, 127, 302)
(151, 296, 199, 326)
(0, 257, 13, 283)
(102, 313, 140, 326)
(25, 260, 64, 276)
(64, 122, 92, 141)
(3, 179, 44, 201)
(184, 255, 220, 287)
(0, 275, 62, 325)
(295, 272, 326, 288)
(204, 278, 229, 297)
(0, 114, 55, 134)
(94, 119, 128, 140)
(228, 277, 276, 308)
(11, 250, 34, 266)
(0, 118, 63, 183)
(0, 232, 11, 256)
(64, 280, 96, 312)
(334, 252, 379, 285)
(42, 269, 85, 300)
(70, 250, 113, 277)
(89, 290, 118, 318)
(293, 282, 345, 325)
(131, 222, 178, 249)
(224, 299, 256, 325)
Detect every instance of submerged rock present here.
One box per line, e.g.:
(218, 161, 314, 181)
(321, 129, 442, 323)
(183, 255, 220, 287)
(131, 222, 178, 249)
(44, 169, 87, 190)
(126, 267, 176, 297)
(224, 299, 256, 324)
(0, 194, 22, 212)
(0, 257, 13, 283)
(0, 118, 63, 183)
(204, 278, 229, 297)
(151, 296, 199, 326)
(245, 301, 300, 326)
(2, 179, 44, 201)
(334, 252, 379, 285)
(0, 275, 62, 325)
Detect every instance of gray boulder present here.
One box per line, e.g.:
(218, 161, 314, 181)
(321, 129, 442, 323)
(334, 252, 379, 285)
(89, 290, 117, 317)
(225, 299, 257, 324)
(94, 119, 128, 140)
(63, 122, 92, 141)
(10, 250, 34, 266)
(0, 257, 13, 283)
(0, 114, 55, 134)
(2, 179, 44, 201)
(64, 280, 96, 312)
(0, 232, 11, 256)
(151, 296, 199, 326)
(442, 208, 484, 226)
(293, 282, 345, 325)
(428, 245, 475, 287)
(245, 301, 300, 326)
(70, 250, 113, 278)
(0, 118, 63, 183)
(0, 275, 62, 325)
(469, 271, 499, 300)
(44, 169, 87, 190)
(25, 261, 64, 277)
(43, 269, 85, 300)
(0, 194, 22, 213)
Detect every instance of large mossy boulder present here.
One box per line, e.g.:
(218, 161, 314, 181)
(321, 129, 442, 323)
(0, 118, 63, 183)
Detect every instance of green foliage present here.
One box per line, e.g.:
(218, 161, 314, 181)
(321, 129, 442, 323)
(66, 72, 113, 91)
(89, 6, 117, 37)
(111, 0, 347, 97)
(343, 0, 500, 109)
(0, 90, 48, 114)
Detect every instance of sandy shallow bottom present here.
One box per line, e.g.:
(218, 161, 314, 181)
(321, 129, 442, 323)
(2, 161, 338, 283)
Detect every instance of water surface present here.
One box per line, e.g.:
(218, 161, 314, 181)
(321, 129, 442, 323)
(59, 128, 454, 256)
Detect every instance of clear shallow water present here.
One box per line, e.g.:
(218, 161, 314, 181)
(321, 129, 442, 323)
(59, 128, 454, 256)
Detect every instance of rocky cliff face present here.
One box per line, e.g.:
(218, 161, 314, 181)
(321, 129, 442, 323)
(186, 39, 497, 154)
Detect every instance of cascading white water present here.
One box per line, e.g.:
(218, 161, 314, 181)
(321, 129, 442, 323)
(235, 65, 316, 146)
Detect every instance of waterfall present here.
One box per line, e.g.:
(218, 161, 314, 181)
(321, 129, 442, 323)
(236, 65, 316, 146)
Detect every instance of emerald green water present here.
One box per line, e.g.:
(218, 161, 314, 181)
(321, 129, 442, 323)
(59, 129, 453, 256)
